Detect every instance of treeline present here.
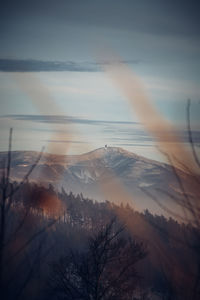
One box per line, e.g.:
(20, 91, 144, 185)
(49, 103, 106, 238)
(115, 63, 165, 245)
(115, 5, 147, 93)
(0, 180, 199, 299)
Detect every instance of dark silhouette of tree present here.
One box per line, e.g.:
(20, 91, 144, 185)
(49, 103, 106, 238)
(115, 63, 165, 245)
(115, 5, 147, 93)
(140, 99, 200, 299)
(48, 218, 147, 300)
(0, 128, 57, 299)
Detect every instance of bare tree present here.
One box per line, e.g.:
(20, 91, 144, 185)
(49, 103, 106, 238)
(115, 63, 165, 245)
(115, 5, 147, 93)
(0, 128, 59, 299)
(49, 218, 147, 300)
(140, 99, 200, 300)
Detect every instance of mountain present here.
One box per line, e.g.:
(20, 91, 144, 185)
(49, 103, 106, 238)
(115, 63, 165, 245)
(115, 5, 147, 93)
(0, 147, 183, 215)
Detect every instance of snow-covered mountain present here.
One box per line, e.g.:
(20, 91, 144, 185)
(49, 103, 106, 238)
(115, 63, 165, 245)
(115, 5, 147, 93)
(0, 147, 183, 215)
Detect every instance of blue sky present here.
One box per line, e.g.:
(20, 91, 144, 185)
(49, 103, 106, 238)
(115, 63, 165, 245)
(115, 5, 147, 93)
(0, 0, 200, 161)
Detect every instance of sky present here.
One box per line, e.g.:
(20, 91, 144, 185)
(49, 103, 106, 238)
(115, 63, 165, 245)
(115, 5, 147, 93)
(0, 0, 200, 161)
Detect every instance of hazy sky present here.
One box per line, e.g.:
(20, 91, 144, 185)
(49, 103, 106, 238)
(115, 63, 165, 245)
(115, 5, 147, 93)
(0, 0, 200, 160)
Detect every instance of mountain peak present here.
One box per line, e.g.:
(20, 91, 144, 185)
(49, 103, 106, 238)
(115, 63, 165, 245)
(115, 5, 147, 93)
(81, 146, 136, 160)
(76, 147, 143, 168)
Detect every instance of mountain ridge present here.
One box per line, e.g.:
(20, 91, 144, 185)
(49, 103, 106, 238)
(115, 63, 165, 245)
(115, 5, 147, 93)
(0, 147, 182, 216)
(0, 146, 167, 167)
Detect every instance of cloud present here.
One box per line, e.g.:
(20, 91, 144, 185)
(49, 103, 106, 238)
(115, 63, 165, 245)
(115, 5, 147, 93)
(0, 59, 97, 72)
(45, 140, 87, 144)
(115, 143, 154, 147)
(0, 59, 141, 72)
(2, 114, 138, 126)
(3, 114, 200, 144)
(2, 114, 200, 147)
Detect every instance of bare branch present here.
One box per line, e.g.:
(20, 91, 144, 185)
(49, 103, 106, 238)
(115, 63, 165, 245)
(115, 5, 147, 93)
(187, 99, 200, 168)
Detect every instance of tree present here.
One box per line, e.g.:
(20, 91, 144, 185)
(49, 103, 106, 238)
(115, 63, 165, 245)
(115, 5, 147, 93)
(141, 99, 200, 299)
(0, 129, 58, 299)
(49, 218, 147, 300)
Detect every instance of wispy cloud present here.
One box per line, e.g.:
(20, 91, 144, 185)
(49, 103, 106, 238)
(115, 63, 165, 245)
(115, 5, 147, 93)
(0, 59, 141, 72)
(115, 143, 154, 147)
(2, 114, 200, 145)
(45, 139, 87, 144)
(0, 59, 97, 72)
(2, 114, 139, 126)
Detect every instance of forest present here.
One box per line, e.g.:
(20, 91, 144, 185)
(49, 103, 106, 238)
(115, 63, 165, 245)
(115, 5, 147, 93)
(0, 176, 199, 300)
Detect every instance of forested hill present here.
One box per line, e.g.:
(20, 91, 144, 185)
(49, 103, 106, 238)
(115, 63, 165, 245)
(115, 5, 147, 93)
(1, 180, 199, 299)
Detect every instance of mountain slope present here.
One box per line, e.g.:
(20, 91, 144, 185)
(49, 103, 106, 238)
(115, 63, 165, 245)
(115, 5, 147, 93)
(0, 147, 183, 215)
